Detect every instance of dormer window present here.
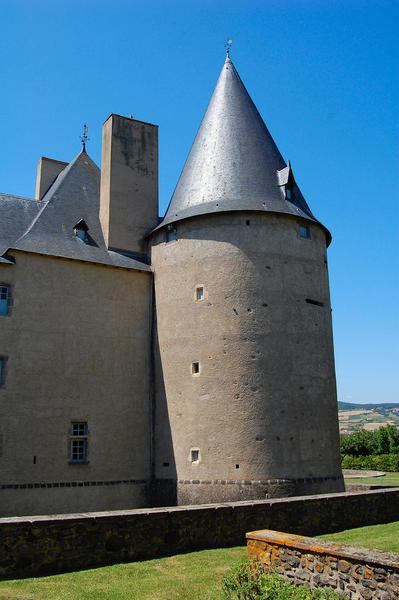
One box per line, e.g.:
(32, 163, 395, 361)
(299, 225, 311, 239)
(74, 220, 89, 243)
(285, 187, 292, 201)
(166, 225, 177, 243)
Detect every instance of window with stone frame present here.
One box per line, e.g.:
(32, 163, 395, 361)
(69, 422, 89, 463)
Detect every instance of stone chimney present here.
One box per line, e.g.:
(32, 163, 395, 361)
(100, 114, 158, 255)
(35, 157, 68, 200)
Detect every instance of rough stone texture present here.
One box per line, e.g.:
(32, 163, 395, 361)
(0, 251, 152, 517)
(0, 488, 398, 579)
(247, 529, 399, 599)
(150, 212, 343, 505)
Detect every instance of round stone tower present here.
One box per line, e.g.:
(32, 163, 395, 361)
(150, 56, 344, 506)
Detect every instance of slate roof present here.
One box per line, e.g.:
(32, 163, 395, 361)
(0, 194, 43, 256)
(158, 56, 331, 244)
(0, 150, 151, 272)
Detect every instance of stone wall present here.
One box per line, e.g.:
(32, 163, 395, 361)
(0, 251, 152, 517)
(0, 488, 398, 579)
(150, 212, 343, 505)
(247, 529, 399, 599)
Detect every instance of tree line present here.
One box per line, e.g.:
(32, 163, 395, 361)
(340, 425, 399, 471)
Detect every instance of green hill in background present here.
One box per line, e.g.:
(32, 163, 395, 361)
(338, 402, 399, 434)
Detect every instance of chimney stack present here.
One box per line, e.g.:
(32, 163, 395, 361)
(35, 157, 68, 200)
(100, 114, 158, 255)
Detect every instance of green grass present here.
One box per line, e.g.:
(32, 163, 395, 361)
(344, 471, 399, 486)
(320, 520, 399, 553)
(0, 546, 246, 600)
(3, 522, 399, 600)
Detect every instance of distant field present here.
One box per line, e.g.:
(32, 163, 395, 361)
(320, 521, 399, 553)
(338, 401, 399, 433)
(345, 472, 399, 486)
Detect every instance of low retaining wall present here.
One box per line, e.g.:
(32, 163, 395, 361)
(247, 529, 399, 599)
(0, 488, 398, 579)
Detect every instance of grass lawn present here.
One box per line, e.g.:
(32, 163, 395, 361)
(0, 546, 246, 600)
(344, 471, 399, 486)
(320, 520, 399, 553)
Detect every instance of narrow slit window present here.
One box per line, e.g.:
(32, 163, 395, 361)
(195, 286, 204, 301)
(191, 361, 200, 375)
(0, 286, 10, 316)
(0, 358, 5, 387)
(305, 298, 324, 307)
(299, 225, 311, 239)
(191, 449, 199, 463)
(285, 187, 292, 200)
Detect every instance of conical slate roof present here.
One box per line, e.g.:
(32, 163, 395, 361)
(159, 56, 330, 242)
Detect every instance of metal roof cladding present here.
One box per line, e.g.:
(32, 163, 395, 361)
(156, 55, 331, 245)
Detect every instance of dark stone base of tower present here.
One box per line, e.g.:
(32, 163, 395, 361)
(153, 477, 345, 507)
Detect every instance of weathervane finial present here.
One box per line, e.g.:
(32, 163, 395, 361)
(225, 37, 233, 59)
(80, 124, 89, 151)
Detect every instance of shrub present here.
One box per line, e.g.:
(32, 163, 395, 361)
(341, 453, 399, 472)
(222, 560, 344, 599)
(340, 426, 399, 457)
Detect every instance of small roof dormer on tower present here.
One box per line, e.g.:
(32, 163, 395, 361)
(158, 54, 330, 244)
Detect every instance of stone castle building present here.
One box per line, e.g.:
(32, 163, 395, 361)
(0, 56, 344, 517)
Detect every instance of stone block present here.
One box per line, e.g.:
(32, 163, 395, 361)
(338, 559, 352, 573)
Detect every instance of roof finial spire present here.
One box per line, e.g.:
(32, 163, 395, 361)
(80, 124, 89, 152)
(225, 37, 233, 60)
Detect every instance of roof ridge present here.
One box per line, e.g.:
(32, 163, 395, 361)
(0, 193, 42, 203)
(15, 149, 99, 245)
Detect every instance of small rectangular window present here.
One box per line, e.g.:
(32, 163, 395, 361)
(166, 227, 177, 243)
(0, 286, 10, 316)
(191, 449, 199, 462)
(191, 361, 200, 375)
(70, 421, 88, 463)
(286, 188, 292, 200)
(195, 286, 204, 301)
(299, 225, 311, 239)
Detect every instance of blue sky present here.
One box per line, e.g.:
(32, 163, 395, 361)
(0, 0, 398, 403)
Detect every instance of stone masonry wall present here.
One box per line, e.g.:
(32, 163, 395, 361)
(0, 488, 398, 580)
(247, 529, 399, 599)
